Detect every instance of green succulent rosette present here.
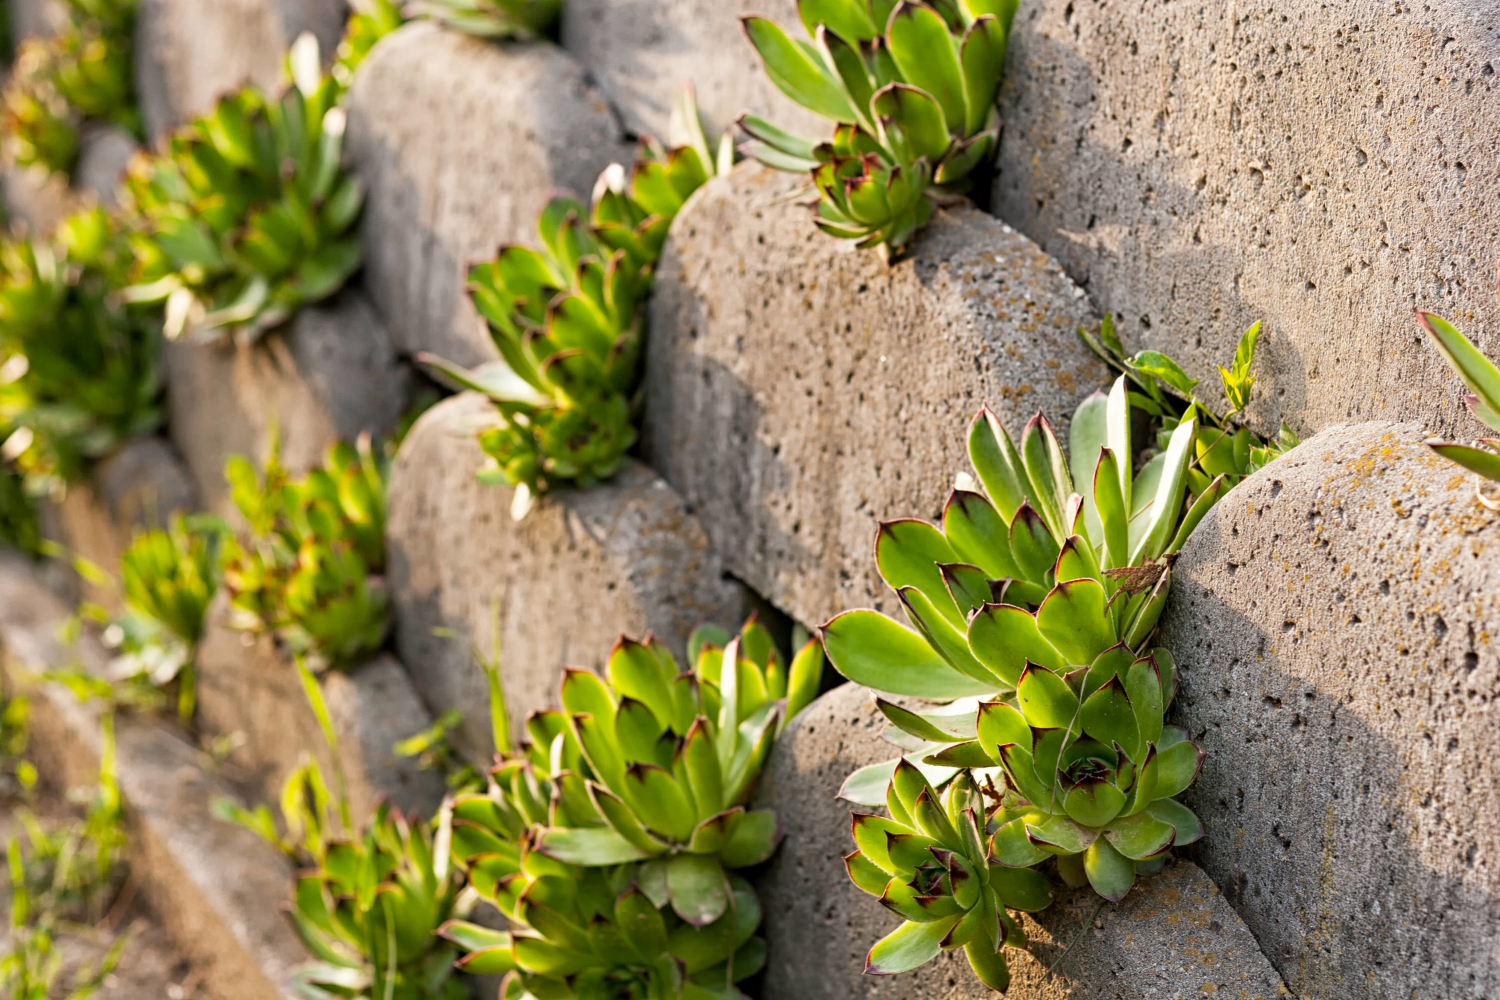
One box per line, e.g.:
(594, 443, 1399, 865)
(405, 0, 560, 39)
(0, 208, 162, 494)
(220, 436, 389, 670)
(1416, 309, 1500, 506)
(741, 0, 1018, 250)
(121, 55, 362, 345)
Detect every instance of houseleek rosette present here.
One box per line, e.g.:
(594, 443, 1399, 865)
(741, 0, 1018, 250)
(404, 0, 559, 39)
(1416, 307, 1500, 509)
(0, 208, 161, 494)
(121, 50, 362, 344)
(437, 620, 822, 998)
(418, 87, 731, 511)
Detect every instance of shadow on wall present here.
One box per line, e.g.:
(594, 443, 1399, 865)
(995, 0, 1500, 441)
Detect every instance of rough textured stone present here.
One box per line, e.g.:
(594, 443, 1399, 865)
(387, 392, 751, 762)
(345, 22, 630, 366)
(9, 0, 66, 41)
(74, 122, 140, 205)
(1162, 420, 1500, 998)
(560, 0, 826, 146)
(996, 0, 1500, 440)
(644, 163, 1108, 631)
(2, 164, 79, 238)
(43, 434, 198, 611)
(3, 127, 140, 233)
(196, 591, 447, 822)
(0, 552, 304, 1000)
(135, 0, 346, 141)
(163, 289, 412, 514)
(756, 683, 1288, 999)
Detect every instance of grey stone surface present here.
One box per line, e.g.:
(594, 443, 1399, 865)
(995, 0, 1500, 440)
(8, 0, 66, 41)
(135, 0, 346, 141)
(0, 551, 304, 1000)
(344, 22, 630, 367)
(196, 590, 446, 823)
(756, 682, 1288, 999)
(644, 163, 1108, 632)
(387, 392, 751, 762)
(163, 289, 412, 514)
(2, 163, 79, 238)
(74, 122, 140, 205)
(560, 0, 827, 147)
(1163, 420, 1500, 999)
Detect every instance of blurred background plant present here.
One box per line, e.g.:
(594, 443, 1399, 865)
(404, 0, 559, 39)
(333, 0, 408, 88)
(1, 0, 141, 178)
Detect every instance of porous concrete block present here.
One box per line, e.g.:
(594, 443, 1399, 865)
(74, 122, 140, 205)
(135, 0, 347, 141)
(755, 683, 1288, 999)
(344, 22, 630, 366)
(196, 590, 447, 822)
(560, 0, 827, 145)
(644, 163, 1108, 631)
(163, 289, 412, 515)
(996, 0, 1500, 439)
(386, 392, 751, 762)
(0, 551, 304, 1000)
(8, 0, 66, 42)
(1162, 420, 1500, 998)
(2, 164, 79, 238)
(42, 434, 198, 611)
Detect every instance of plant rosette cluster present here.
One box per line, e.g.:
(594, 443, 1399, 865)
(220, 436, 389, 670)
(404, 0, 560, 38)
(817, 353, 1299, 988)
(419, 87, 732, 514)
(436, 622, 824, 999)
(1416, 290, 1500, 509)
(741, 0, 1018, 251)
(1, 0, 141, 177)
(0, 208, 162, 496)
(120, 43, 362, 345)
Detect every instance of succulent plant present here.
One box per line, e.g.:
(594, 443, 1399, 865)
(418, 87, 731, 512)
(740, 0, 1019, 250)
(846, 767, 1047, 990)
(220, 435, 389, 669)
(404, 0, 560, 39)
(334, 0, 408, 88)
(1078, 315, 1300, 497)
(1417, 302, 1500, 509)
(120, 43, 362, 345)
(0, 208, 162, 495)
(1, 0, 140, 177)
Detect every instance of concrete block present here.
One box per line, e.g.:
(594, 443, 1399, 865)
(345, 22, 630, 366)
(74, 122, 140, 206)
(195, 590, 447, 822)
(42, 434, 198, 611)
(135, 0, 347, 141)
(0, 551, 304, 1000)
(1162, 420, 1500, 998)
(560, 0, 827, 146)
(386, 392, 751, 762)
(995, 0, 1500, 439)
(3, 128, 139, 235)
(755, 682, 1288, 999)
(163, 289, 412, 515)
(644, 163, 1108, 631)
(8, 0, 67, 42)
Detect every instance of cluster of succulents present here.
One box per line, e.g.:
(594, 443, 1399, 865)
(819, 332, 1298, 989)
(419, 87, 732, 512)
(121, 41, 363, 345)
(429, 617, 821, 999)
(741, 0, 1019, 251)
(405, 0, 560, 39)
(0, 208, 162, 496)
(1417, 296, 1500, 508)
(220, 436, 389, 670)
(1, 0, 141, 177)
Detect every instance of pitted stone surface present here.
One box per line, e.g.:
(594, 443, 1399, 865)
(561, 0, 827, 146)
(1163, 420, 1500, 998)
(136, 0, 346, 141)
(163, 289, 412, 514)
(196, 591, 446, 823)
(756, 683, 1287, 999)
(996, 0, 1500, 440)
(386, 392, 751, 763)
(346, 22, 630, 366)
(644, 163, 1107, 631)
